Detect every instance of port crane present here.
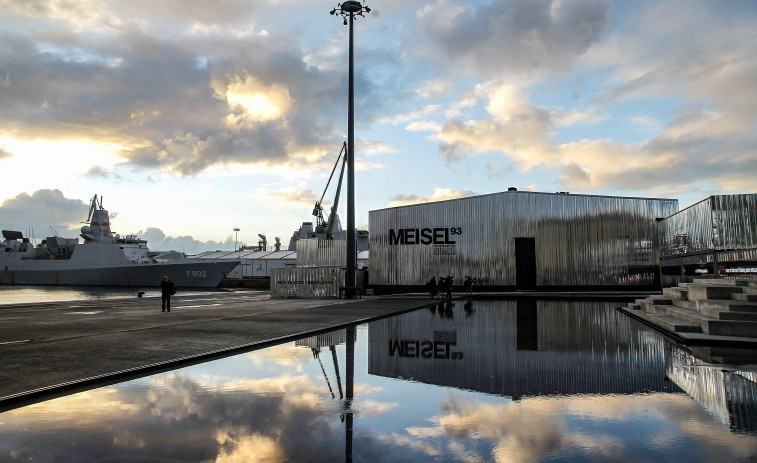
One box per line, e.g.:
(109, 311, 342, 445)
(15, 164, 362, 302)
(312, 142, 347, 240)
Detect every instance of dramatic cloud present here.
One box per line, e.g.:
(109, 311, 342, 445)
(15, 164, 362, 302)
(410, 1, 757, 199)
(0, 0, 394, 177)
(388, 187, 476, 207)
(415, 0, 611, 77)
(0, 189, 89, 236)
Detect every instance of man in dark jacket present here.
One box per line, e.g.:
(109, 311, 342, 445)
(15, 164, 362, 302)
(160, 276, 175, 312)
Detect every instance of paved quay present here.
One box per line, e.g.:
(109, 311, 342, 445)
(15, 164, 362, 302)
(0, 292, 434, 410)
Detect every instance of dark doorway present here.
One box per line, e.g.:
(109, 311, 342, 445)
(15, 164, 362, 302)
(515, 237, 537, 290)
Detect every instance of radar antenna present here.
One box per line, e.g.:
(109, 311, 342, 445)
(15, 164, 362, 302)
(85, 194, 103, 222)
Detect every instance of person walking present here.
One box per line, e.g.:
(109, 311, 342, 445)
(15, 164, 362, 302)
(160, 276, 175, 312)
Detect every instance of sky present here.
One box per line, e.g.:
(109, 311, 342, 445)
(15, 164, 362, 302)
(1, 0, 756, 254)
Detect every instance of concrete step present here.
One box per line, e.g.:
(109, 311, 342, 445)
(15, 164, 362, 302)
(646, 313, 703, 333)
(627, 302, 642, 311)
(643, 303, 716, 327)
(742, 287, 757, 295)
(672, 300, 697, 310)
(663, 287, 688, 301)
(696, 299, 757, 313)
(687, 284, 744, 301)
(692, 346, 757, 364)
(692, 278, 749, 286)
(732, 293, 757, 302)
(638, 297, 673, 313)
(702, 319, 757, 337)
(696, 306, 757, 322)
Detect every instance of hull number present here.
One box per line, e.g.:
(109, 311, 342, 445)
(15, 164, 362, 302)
(187, 270, 207, 278)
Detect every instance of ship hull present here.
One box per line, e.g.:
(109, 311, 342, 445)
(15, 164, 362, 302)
(0, 260, 239, 288)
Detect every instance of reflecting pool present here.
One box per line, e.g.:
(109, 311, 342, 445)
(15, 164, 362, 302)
(2, 299, 757, 462)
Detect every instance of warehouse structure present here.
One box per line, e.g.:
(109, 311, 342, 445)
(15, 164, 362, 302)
(369, 190, 678, 291)
(658, 193, 757, 285)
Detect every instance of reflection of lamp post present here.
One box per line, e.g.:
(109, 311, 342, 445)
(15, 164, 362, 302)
(233, 228, 240, 254)
(330, 1, 370, 298)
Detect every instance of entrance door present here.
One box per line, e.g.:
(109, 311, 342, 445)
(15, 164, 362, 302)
(515, 237, 536, 290)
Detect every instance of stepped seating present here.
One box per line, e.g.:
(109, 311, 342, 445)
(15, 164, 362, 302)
(622, 278, 757, 341)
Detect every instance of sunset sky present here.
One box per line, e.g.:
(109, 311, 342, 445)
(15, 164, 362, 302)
(1, 0, 755, 253)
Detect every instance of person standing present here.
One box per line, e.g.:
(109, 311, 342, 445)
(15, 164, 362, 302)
(464, 276, 474, 296)
(427, 276, 437, 299)
(160, 276, 175, 312)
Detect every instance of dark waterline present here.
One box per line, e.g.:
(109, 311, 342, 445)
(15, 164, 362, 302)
(1, 299, 756, 462)
(0, 285, 265, 305)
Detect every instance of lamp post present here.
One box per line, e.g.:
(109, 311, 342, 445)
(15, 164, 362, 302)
(330, 1, 370, 298)
(233, 228, 240, 254)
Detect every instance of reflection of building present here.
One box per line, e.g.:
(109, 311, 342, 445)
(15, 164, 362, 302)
(369, 190, 677, 290)
(368, 300, 682, 398)
(295, 330, 348, 349)
(665, 343, 757, 433)
(659, 194, 757, 285)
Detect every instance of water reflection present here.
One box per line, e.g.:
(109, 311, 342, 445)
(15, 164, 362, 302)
(1, 299, 756, 462)
(371, 299, 680, 397)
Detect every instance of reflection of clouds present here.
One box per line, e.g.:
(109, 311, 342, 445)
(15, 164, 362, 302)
(0, 370, 347, 461)
(355, 399, 399, 418)
(376, 432, 443, 457)
(246, 344, 314, 370)
(386, 392, 757, 462)
(214, 431, 285, 463)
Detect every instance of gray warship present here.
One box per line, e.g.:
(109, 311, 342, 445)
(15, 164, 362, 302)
(0, 195, 239, 287)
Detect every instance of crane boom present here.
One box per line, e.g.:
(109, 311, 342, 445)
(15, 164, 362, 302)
(314, 142, 347, 238)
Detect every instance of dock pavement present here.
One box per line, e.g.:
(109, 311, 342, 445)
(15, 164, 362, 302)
(0, 292, 434, 410)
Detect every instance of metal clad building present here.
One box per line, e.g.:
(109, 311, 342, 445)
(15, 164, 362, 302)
(659, 193, 757, 281)
(369, 190, 678, 288)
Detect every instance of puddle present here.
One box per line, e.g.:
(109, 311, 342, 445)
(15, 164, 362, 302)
(2, 299, 757, 462)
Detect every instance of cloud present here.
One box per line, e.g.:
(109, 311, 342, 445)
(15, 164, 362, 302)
(0, 189, 89, 236)
(415, 0, 611, 77)
(0, 0, 396, 177)
(437, 82, 557, 168)
(388, 187, 476, 207)
(137, 227, 233, 254)
(85, 165, 123, 179)
(0, 189, 234, 253)
(264, 188, 321, 208)
(423, 0, 757, 197)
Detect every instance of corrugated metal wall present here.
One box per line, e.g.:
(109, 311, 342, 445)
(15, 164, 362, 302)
(296, 238, 346, 267)
(660, 194, 757, 257)
(270, 267, 344, 298)
(369, 191, 678, 286)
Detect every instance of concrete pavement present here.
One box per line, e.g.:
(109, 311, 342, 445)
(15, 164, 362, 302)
(0, 292, 433, 410)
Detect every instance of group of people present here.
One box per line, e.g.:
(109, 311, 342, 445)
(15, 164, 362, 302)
(426, 275, 475, 300)
(426, 275, 454, 300)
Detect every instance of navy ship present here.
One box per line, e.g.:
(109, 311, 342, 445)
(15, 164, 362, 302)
(0, 195, 238, 287)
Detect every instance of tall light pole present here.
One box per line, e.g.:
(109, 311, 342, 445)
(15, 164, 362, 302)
(233, 228, 240, 254)
(330, 1, 370, 298)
